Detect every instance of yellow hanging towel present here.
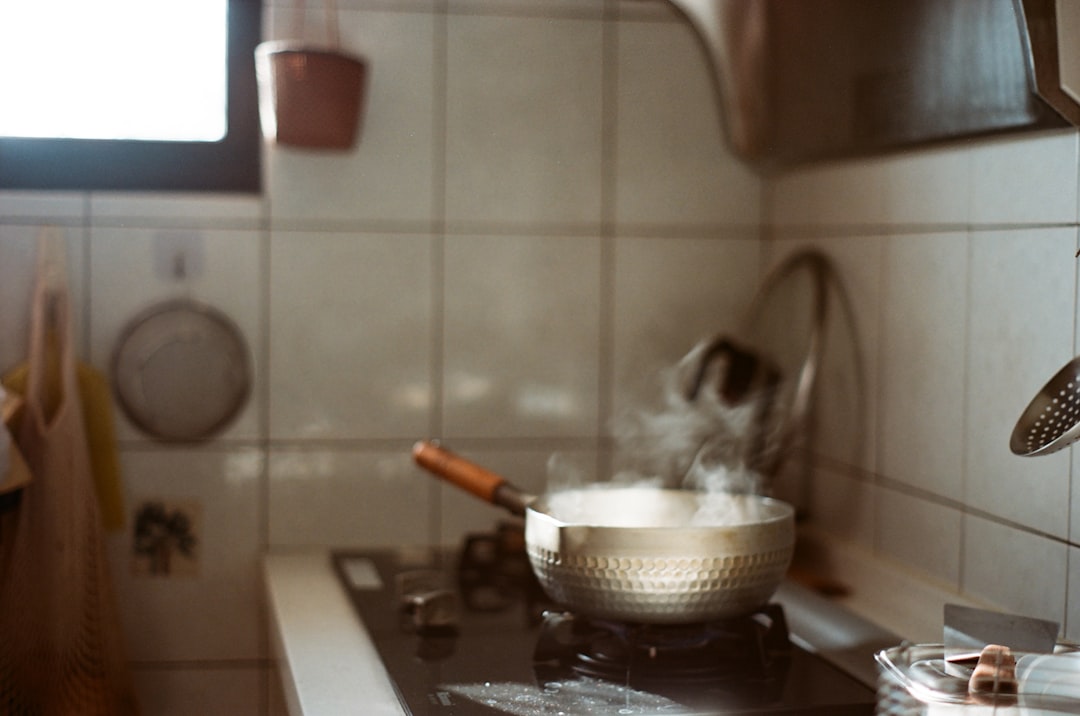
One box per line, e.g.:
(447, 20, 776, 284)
(2, 346, 125, 531)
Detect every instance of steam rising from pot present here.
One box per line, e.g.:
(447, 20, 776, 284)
(615, 340, 781, 490)
(545, 339, 785, 526)
(543, 486, 776, 528)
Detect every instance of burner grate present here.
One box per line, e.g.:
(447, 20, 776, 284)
(332, 547, 877, 716)
(534, 604, 793, 697)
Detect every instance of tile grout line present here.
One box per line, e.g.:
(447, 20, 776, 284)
(596, 0, 619, 473)
(256, 180, 274, 692)
(428, 0, 449, 545)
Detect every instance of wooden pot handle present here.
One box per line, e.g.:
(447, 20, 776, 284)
(412, 441, 529, 516)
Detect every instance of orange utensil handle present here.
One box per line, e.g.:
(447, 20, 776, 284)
(412, 440, 508, 505)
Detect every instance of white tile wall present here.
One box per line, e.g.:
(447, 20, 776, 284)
(1074, 448, 1080, 546)
(11, 0, 1080, 712)
(1070, 547, 1080, 642)
(265, 9, 438, 227)
(963, 514, 1068, 624)
(968, 131, 1079, 225)
(268, 232, 433, 440)
(0, 4, 763, 713)
(876, 489, 962, 588)
(447, 0, 604, 16)
(771, 160, 889, 228)
(268, 448, 430, 547)
(445, 15, 604, 229)
(107, 449, 264, 662)
(966, 228, 1074, 537)
(768, 128, 1080, 632)
(443, 234, 602, 438)
(879, 232, 966, 502)
(615, 16, 761, 228)
(610, 236, 761, 418)
(879, 146, 970, 226)
(806, 462, 875, 545)
(0, 190, 85, 222)
(88, 226, 264, 442)
(89, 193, 264, 227)
(795, 234, 883, 474)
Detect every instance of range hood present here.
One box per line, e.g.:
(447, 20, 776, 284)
(666, 0, 1080, 169)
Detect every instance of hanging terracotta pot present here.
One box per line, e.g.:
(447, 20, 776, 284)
(255, 0, 368, 150)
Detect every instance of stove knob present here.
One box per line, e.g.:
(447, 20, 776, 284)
(403, 588, 460, 633)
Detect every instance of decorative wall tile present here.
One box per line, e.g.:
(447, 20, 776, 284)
(107, 448, 263, 661)
(131, 498, 202, 577)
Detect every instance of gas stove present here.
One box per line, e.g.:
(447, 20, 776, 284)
(332, 526, 876, 716)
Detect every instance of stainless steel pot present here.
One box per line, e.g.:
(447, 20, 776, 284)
(413, 441, 795, 624)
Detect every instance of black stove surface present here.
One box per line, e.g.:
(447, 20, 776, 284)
(333, 540, 875, 716)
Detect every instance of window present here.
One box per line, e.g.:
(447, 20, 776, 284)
(0, 0, 262, 192)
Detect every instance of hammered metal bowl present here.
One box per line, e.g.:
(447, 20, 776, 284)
(525, 489, 795, 623)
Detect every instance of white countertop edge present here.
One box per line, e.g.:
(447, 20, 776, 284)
(263, 550, 406, 716)
(263, 537, 989, 716)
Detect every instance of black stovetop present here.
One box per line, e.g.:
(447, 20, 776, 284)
(333, 535, 876, 716)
